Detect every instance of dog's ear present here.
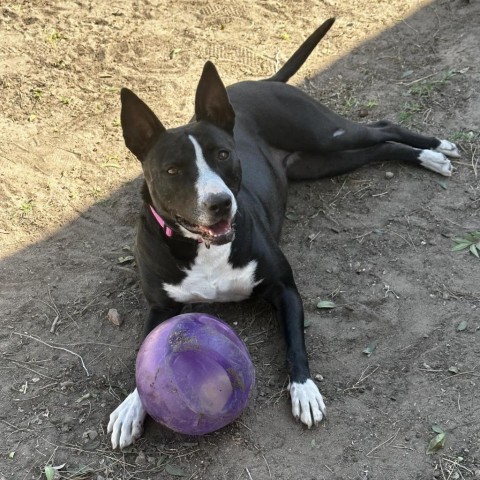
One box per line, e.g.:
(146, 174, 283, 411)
(120, 88, 166, 161)
(195, 61, 235, 133)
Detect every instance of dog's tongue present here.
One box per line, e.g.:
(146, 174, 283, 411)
(205, 219, 231, 237)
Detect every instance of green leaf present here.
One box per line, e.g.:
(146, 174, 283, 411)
(437, 179, 448, 190)
(285, 212, 301, 221)
(452, 237, 469, 243)
(452, 243, 470, 251)
(316, 300, 336, 309)
(465, 232, 480, 242)
(432, 425, 444, 434)
(470, 244, 479, 257)
(165, 464, 186, 476)
(44, 466, 55, 480)
(362, 342, 377, 357)
(456, 320, 468, 332)
(118, 255, 134, 264)
(169, 48, 182, 59)
(303, 317, 312, 328)
(426, 432, 446, 454)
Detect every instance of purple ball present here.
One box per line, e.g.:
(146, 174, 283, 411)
(136, 313, 255, 435)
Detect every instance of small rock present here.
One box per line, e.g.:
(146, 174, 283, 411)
(358, 108, 369, 118)
(315, 374, 324, 382)
(433, 470, 441, 478)
(135, 451, 147, 465)
(385, 171, 394, 179)
(107, 308, 122, 326)
(83, 429, 98, 441)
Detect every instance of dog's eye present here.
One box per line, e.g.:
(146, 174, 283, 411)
(217, 150, 230, 161)
(167, 166, 179, 175)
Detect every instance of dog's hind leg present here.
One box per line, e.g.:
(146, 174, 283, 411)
(286, 142, 453, 181)
(367, 120, 460, 157)
(246, 83, 459, 157)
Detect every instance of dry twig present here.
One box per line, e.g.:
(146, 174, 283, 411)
(13, 332, 89, 376)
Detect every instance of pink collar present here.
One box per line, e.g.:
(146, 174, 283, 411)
(149, 205, 173, 237)
(149, 205, 202, 243)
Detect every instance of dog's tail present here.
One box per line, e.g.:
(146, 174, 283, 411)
(266, 18, 335, 83)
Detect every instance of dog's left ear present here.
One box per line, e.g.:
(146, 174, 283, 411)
(195, 61, 235, 134)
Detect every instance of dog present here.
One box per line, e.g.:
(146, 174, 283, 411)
(107, 18, 459, 449)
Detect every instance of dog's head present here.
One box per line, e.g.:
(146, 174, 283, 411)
(120, 62, 241, 246)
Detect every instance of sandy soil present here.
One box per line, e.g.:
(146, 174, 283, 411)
(1, 0, 479, 479)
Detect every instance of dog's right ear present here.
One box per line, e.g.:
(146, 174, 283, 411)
(120, 88, 166, 161)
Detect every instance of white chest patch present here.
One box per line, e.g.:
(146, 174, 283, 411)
(163, 243, 261, 303)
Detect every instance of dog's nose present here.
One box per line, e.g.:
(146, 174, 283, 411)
(204, 193, 232, 216)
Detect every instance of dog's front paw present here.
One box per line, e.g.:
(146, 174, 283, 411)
(435, 139, 460, 158)
(289, 379, 326, 428)
(107, 388, 147, 449)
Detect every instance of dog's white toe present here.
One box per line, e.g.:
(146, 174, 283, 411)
(107, 388, 147, 449)
(435, 139, 460, 158)
(290, 379, 326, 428)
(419, 150, 452, 176)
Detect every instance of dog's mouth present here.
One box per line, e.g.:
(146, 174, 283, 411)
(177, 217, 235, 246)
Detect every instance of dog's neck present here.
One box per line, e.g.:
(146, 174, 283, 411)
(149, 204, 173, 237)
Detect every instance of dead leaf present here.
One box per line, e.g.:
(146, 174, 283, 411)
(107, 308, 122, 326)
(165, 464, 186, 476)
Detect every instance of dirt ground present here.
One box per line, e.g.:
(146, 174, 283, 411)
(1, 0, 479, 479)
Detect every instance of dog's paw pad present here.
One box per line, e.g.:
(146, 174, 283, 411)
(435, 139, 460, 158)
(108, 389, 146, 449)
(419, 150, 452, 177)
(289, 379, 326, 428)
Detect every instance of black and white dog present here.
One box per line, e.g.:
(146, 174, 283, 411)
(108, 18, 458, 449)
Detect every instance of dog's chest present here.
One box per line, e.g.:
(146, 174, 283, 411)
(163, 243, 261, 303)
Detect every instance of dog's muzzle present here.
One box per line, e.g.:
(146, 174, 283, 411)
(177, 216, 235, 246)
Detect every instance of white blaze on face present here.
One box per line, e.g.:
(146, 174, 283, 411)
(187, 135, 237, 223)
